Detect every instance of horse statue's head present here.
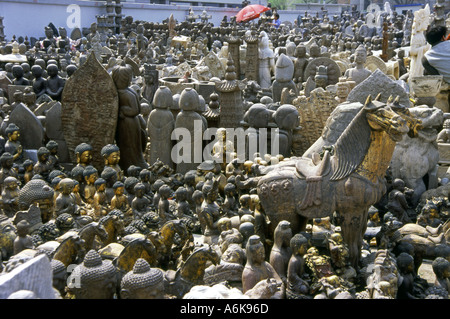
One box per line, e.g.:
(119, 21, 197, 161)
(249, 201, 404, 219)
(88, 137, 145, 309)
(387, 95, 423, 138)
(363, 94, 409, 142)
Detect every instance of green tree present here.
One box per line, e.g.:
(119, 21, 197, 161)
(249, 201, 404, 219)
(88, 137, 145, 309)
(268, 0, 296, 10)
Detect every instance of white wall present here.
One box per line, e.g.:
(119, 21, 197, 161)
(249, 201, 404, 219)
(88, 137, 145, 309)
(0, 0, 243, 40)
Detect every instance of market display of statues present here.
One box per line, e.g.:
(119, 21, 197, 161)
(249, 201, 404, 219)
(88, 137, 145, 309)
(0, 1, 449, 301)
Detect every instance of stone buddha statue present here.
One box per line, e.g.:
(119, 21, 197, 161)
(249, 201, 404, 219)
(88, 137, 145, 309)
(45, 64, 65, 101)
(74, 143, 93, 168)
(67, 249, 118, 299)
(286, 233, 310, 298)
(1, 176, 20, 218)
(111, 65, 149, 172)
(242, 234, 285, 298)
(4, 123, 23, 164)
(33, 147, 52, 181)
(269, 220, 293, 285)
(344, 44, 371, 85)
(101, 144, 124, 182)
(199, 179, 222, 244)
(12, 65, 30, 86)
(120, 258, 165, 299)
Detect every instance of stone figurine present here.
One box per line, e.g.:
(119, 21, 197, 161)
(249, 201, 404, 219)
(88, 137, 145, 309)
(112, 65, 149, 172)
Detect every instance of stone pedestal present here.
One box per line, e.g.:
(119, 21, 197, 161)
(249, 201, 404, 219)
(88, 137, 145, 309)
(410, 75, 444, 108)
(436, 82, 450, 113)
(438, 142, 450, 178)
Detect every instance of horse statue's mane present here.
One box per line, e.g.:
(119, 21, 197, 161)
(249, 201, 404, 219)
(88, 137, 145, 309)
(330, 105, 372, 181)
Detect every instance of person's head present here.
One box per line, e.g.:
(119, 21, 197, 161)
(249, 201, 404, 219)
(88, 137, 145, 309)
(425, 26, 447, 46)
(274, 13, 279, 20)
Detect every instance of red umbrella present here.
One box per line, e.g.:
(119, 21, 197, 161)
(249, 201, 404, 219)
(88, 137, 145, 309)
(235, 4, 270, 23)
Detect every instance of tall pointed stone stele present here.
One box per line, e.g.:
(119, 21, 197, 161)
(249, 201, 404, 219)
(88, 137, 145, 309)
(216, 54, 245, 129)
(61, 53, 119, 171)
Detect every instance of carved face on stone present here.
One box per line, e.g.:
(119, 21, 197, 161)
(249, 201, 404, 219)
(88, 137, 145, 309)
(310, 44, 320, 58)
(336, 82, 349, 98)
(354, 47, 367, 65)
(295, 45, 306, 58)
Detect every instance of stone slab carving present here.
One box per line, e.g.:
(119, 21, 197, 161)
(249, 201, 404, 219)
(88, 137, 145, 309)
(8, 103, 45, 150)
(294, 88, 339, 155)
(364, 55, 387, 74)
(0, 72, 12, 100)
(304, 57, 341, 85)
(8, 85, 32, 103)
(61, 53, 119, 170)
(45, 101, 70, 163)
(347, 69, 410, 107)
(0, 254, 55, 299)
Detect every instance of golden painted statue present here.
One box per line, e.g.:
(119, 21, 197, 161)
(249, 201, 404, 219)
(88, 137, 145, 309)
(257, 95, 421, 267)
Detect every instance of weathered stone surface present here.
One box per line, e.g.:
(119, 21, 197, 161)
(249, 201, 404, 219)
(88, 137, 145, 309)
(364, 55, 387, 74)
(194, 51, 225, 80)
(303, 101, 363, 158)
(61, 53, 119, 170)
(0, 72, 12, 100)
(390, 105, 444, 205)
(33, 101, 56, 117)
(0, 254, 55, 299)
(304, 57, 341, 85)
(438, 143, 450, 165)
(45, 101, 70, 163)
(70, 27, 82, 40)
(8, 85, 31, 103)
(347, 69, 410, 107)
(294, 87, 339, 155)
(8, 102, 45, 149)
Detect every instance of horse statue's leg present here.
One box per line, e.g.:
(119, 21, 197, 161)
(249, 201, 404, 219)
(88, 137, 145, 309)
(335, 207, 369, 269)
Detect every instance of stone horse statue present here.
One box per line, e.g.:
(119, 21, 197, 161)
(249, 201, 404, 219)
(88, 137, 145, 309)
(257, 96, 415, 268)
(164, 245, 220, 299)
(156, 219, 192, 269)
(53, 234, 86, 267)
(77, 222, 109, 251)
(99, 214, 125, 245)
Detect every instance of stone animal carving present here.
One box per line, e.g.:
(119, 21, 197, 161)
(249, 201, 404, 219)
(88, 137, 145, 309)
(164, 245, 220, 299)
(257, 96, 415, 267)
(52, 234, 86, 267)
(390, 105, 444, 206)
